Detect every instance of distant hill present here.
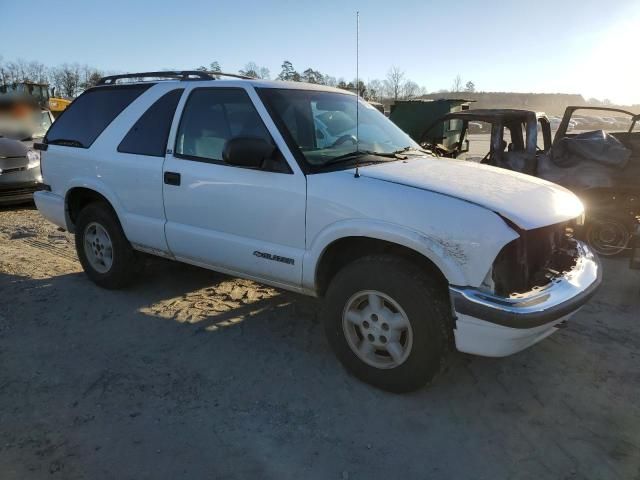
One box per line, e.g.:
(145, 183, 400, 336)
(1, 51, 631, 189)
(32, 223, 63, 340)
(416, 92, 640, 116)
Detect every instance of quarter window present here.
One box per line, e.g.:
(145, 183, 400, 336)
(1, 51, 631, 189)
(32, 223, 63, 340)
(175, 88, 273, 162)
(118, 89, 183, 157)
(45, 84, 151, 148)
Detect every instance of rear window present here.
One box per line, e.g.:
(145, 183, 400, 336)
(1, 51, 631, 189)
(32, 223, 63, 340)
(45, 84, 151, 148)
(118, 89, 183, 157)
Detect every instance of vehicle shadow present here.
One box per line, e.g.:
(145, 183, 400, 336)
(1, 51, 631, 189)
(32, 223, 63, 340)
(0, 201, 37, 212)
(1, 258, 638, 479)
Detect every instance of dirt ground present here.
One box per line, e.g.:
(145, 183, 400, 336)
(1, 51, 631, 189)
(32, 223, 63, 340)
(1, 205, 639, 480)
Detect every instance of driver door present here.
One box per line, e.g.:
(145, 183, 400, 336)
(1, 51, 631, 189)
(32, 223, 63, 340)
(162, 86, 307, 287)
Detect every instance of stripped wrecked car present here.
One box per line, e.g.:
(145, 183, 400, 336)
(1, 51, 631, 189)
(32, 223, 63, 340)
(419, 107, 640, 256)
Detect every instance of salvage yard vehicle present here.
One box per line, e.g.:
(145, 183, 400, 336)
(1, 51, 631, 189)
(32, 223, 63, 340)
(48, 96, 71, 119)
(631, 218, 640, 270)
(34, 71, 601, 392)
(0, 86, 53, 205)
(415, 107, 640, 257)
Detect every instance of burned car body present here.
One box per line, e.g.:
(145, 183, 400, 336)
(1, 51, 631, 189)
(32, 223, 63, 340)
(630, 217, 640, 270)
(415, 107, 640, 256)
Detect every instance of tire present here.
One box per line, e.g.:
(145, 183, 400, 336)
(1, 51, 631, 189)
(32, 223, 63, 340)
(585, 216, 631, 257)
(322, 255, 450, 393)
(74, 202, 143, 289)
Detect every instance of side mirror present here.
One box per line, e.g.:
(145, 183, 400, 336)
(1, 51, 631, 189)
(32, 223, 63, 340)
(222, 137, 274, 168)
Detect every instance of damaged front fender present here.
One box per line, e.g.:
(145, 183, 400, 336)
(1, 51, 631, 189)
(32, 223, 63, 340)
(304, 173, 522, 290)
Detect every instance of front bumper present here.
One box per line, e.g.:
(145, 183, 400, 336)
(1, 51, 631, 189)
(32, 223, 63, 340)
(0, 160, 44, 205)
(0, 181, 45, 205)
(449, 241, 601, 357)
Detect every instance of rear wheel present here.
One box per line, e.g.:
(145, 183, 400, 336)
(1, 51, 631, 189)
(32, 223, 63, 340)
(322, 255, 450, 392)
(75, 202, 143, 289)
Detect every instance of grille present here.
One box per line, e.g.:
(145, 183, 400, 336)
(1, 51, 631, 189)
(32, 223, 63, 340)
(0, 183, 41, 197)
(0, 166, 27, 174)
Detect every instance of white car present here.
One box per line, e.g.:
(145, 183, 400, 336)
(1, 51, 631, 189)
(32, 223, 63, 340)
(34, 71, 601, 392)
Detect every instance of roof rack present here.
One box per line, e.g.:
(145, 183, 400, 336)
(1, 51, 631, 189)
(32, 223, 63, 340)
(96, 70, 253, 85)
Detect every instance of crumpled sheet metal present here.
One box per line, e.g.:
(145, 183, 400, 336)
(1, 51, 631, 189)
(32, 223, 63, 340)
(552, 130, 631, 168)
(539, 130, 634, 190)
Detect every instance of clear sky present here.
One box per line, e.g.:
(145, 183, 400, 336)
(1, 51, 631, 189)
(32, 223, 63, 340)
(3, 0, 640, 104)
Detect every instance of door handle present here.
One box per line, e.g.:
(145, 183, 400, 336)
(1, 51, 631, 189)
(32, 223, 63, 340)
(164, 171, 181, 186)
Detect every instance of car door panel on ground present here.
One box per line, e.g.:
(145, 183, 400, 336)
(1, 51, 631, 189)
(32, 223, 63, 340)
(162, 86, 306, 286)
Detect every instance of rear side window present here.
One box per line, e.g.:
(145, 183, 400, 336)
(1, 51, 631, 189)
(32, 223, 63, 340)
(118, 89, 183, 157)
(45, 84, 151, 148)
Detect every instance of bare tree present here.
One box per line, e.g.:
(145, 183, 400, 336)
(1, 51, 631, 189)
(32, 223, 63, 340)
(240, 62, 271, 79)
(401, 80, 420, 99)
(451, 74, 463, 93)
(239, 62, 270, 79)
(258, 66, 270, 80)
(323, 75, 337, 87)
(366, 79, 384, 101)
(81, 66, 104, 90)
(0, 58, 48, 84)
(50, 64, 82, 98)
(239, 61, 260, 78)
(384, 66, 405, 101)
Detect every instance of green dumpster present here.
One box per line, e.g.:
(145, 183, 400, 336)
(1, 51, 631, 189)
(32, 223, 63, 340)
(390, 99, 472, 149)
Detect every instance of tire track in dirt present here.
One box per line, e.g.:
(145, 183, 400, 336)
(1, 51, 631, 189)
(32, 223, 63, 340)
(21, 238, 78, 263)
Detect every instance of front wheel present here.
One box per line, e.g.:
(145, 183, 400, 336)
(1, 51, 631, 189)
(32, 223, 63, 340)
(322, 255, 450, 392)
(75, 202, 143, 289)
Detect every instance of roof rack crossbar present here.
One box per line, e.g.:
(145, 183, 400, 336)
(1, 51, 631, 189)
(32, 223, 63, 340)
(97, 70, 252, 85)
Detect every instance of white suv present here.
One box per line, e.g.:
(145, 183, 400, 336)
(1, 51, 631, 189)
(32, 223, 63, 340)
(34, 71, 601, 392)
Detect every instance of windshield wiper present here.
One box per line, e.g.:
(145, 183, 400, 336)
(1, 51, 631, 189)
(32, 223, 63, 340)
(46, 138, 85, 148)
(323, 150, 404, 167)
(392, 146, 432, 155)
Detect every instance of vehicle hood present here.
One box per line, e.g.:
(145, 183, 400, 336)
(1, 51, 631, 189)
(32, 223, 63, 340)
(0, 137, 29, 158)
(356, 156, 583, 230)
(0, 137, 32, 172)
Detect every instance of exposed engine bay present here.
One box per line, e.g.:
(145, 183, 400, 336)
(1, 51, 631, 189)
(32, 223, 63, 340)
(492, 221, 579, 297)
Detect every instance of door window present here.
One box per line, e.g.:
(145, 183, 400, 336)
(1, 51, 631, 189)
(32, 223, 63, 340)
(458, 120, 492, 162)
(175, 88, 274, 164)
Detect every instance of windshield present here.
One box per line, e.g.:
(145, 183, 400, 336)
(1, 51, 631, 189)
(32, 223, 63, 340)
(258, 89, 420, 167)
(566, 108, 636, 134)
